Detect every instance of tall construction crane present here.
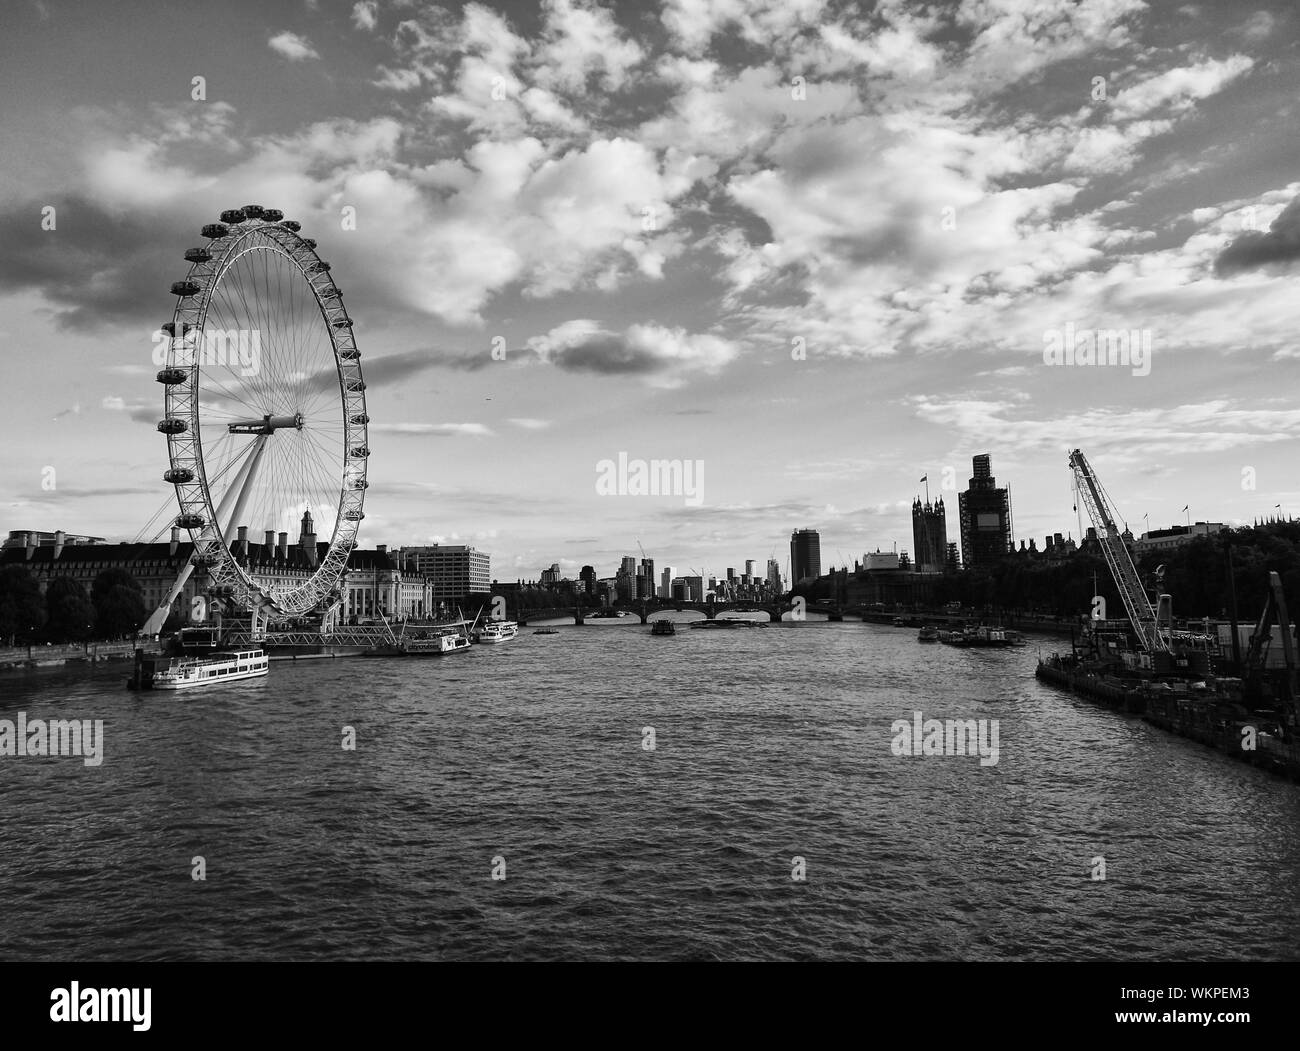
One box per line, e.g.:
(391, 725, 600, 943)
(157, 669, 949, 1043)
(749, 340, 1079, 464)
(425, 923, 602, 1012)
(1068, 449, 1169, 653)
(1245, 571, 1298, 713)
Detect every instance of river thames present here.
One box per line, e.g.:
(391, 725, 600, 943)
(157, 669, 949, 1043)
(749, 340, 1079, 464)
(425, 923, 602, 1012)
(3, 615, 1299, 961)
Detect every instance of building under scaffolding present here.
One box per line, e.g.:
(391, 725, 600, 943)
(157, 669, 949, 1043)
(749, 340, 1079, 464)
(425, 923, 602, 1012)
(958, 453, 1013, 569)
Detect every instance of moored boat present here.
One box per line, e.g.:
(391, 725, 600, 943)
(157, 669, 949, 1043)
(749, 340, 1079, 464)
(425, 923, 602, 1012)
(362, 623, 473, 657)
(917, 625, 939, 642)
(650, 619, 676, 636)
(151, 647, 268, 689)
(478, 620, 518, 644)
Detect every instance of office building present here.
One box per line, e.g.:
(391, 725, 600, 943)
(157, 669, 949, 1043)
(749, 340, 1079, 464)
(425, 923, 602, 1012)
(790, 529, 822, 584)
(400, 544, 491, 600)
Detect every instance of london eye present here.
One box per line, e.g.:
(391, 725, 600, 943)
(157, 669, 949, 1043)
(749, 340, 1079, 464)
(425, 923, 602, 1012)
(148, 204, 368, 627)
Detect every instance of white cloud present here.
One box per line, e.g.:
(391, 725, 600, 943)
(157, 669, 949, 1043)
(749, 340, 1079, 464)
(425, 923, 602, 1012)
(351, 2, 378, 31)
(525, 319, 739, 387)
(370, 423, 496, 437)
(268, 31, 321, 62)
(534, 0, 645, 93)
(1111, 55, 1254, 120)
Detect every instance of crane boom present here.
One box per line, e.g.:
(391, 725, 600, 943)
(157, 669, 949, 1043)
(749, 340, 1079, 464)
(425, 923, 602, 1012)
(1068, 449, 1167, 652)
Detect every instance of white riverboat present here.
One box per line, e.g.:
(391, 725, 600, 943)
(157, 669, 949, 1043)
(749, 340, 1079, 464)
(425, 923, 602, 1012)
(477, 620, 518, 644)
(151, 647, 269, 690)
(361, 624, 473, 657)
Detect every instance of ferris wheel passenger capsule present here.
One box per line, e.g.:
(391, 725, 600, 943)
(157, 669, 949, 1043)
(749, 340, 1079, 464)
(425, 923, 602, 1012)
(170, 280, 200, 297)
(201, 223, 228, 239)
(156, 368, 187, 385)
(163, 467, 194, 484)
(175, 513, 206, 530)
(184, 247, 212, 263)
(240, 204, 265, 219)
(262, 208, 284, 221)
(157, 418, 188, 434)
(220, 209, 247, 224)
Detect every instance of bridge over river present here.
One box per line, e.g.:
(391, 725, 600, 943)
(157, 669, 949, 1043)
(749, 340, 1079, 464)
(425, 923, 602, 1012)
(513, 599, 853, 625)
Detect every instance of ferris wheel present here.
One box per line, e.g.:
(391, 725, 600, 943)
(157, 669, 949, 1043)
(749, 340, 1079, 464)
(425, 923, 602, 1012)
(149, 204, 368, 625)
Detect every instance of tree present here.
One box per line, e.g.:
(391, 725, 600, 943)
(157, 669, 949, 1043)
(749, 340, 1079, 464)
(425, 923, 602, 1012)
(92, 569, 146, 639)
(0, 565, 46, 646)
(92, 568, 142, 607)
(44, 577, 95, 642)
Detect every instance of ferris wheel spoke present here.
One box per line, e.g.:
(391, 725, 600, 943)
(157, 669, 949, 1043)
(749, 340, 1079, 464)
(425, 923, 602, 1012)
(224, 262, 281, 412)
(208, 282, 276, 414)
(293, 434, 340, 510)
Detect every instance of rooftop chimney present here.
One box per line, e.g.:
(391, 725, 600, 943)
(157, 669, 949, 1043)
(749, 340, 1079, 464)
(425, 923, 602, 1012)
(236, 525, 248, 559)
(170, 526, 180, 557)
(277, 532, 288, 561)
(377, 544, 387, 555)
(25, 532, 36, 560)
(53, 529, 66, 560)
(264, 530, 275, 561)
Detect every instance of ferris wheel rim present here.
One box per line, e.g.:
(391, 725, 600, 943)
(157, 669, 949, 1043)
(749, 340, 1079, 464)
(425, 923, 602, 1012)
(157, 207, 368, 617)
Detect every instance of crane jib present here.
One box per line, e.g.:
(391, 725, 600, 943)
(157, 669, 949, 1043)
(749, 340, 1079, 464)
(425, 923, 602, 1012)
(1069, 449, 1169, 653)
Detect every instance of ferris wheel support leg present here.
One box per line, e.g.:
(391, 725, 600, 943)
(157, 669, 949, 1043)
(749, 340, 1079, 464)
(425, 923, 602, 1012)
(221, 434, 271, 540)
(141, 561, 198, 637)
(143, 436, 270, 638)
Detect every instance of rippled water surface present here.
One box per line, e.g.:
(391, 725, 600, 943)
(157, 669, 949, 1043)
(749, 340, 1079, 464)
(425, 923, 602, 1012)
(3, 617, 1299, 961)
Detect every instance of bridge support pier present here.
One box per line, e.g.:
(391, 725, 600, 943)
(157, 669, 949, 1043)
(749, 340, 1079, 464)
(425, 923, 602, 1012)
(573, 606, 585, 625)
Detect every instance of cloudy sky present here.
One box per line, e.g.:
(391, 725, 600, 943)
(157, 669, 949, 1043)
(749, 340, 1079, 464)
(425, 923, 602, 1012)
(2, 0, 1298, 582)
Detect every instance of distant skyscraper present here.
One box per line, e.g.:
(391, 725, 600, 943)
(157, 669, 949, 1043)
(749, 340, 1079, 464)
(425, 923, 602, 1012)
(911, 495, 947, 573)
(957, 454, 1012, 568)
(616, 555, 638, 600)
(580, 565, 596, 595)
(639, 558, 655, 599)
(660, 566, 675, 598)
(790, 529, 821, 583)
(766, 558, 782, 591)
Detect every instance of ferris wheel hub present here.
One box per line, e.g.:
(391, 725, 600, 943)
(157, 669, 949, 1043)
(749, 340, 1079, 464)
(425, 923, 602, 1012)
(227, 413, 305, 434)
